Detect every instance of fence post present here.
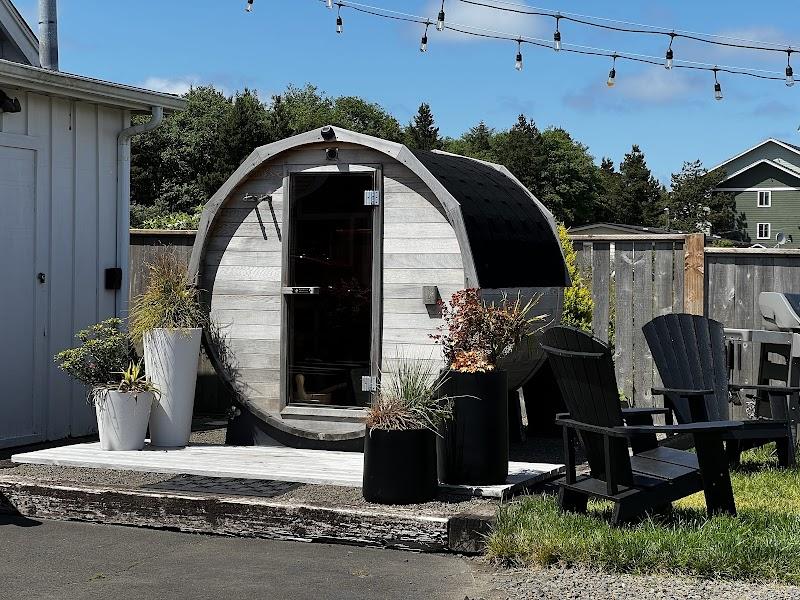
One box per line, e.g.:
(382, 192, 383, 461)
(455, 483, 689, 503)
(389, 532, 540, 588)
(684, 233, 705, 315)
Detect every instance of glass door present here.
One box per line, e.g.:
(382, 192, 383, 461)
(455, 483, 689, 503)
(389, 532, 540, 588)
(284, 172, 376, 407)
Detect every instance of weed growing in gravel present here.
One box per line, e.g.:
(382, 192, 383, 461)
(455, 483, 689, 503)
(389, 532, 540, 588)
(487, 446, 800, 583)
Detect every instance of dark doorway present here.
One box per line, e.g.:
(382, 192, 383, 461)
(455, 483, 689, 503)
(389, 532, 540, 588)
(285, 173, 375, 407)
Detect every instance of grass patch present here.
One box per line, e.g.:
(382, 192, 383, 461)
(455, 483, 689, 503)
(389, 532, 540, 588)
(487, 445, 800, 583)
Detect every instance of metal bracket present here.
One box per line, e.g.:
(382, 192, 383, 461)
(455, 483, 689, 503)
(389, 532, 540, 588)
(363, 190, 380, 206)
(361, 376, 378, 392)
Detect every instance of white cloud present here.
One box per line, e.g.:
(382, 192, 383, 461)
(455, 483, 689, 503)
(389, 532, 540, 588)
(140, 76, 203, 96)
(423, 0, 547, 42)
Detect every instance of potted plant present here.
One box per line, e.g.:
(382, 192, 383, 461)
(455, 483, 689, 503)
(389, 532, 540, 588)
(433, 289, 543, 485)
(362, 358, 452, 504)
(130, 253, 207, 448)
(55, 319, 159, 451)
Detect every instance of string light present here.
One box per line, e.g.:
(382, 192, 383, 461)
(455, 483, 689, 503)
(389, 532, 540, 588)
(336, 4, 343, 33)
(245, 0, 254, 12)
(665, 33, 674, 70)
(326, 0, 333, 8)
(420, 22, 430, 52)
(713, 69, 723, 100)
(515, 39, 523, 70)
(607, 54, 617, 87)
(787, 51, 795, 87)
(437, 0, 445, 31)
(553, 15, 561, 51)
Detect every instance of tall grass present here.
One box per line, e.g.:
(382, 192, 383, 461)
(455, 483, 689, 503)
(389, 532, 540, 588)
(487, 447, 800, 584)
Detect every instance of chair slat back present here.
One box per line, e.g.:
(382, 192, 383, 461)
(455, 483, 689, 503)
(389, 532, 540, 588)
(541, 326, 633, 486)
(643, 313, 729, 422)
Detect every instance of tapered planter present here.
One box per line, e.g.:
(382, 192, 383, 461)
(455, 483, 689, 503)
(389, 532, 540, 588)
(362, 427, 438, 504)
(95, 391, 154, 451)
(144, 328, 202, 448)
(437, 370, 509, 485)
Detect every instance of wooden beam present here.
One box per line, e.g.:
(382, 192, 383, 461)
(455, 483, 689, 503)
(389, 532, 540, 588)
(684, 233, 705, 315)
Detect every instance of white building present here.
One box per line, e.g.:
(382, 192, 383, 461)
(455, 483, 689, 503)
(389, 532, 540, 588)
(0, 0, 185, 447)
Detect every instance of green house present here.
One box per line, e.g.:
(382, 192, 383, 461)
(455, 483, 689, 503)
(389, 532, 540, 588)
(713, 139, 800, 248)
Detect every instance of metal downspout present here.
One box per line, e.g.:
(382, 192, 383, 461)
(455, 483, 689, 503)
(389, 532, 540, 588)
(116, 106, 164, 318)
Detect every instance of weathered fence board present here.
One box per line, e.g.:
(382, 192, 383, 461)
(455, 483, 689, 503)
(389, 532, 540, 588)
(591, 242, 611, 342)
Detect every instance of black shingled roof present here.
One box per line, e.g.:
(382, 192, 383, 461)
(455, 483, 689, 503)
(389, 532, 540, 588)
(412, 150, 569, 288)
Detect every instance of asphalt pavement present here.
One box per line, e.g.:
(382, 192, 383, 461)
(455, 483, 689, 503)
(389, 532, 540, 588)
(0, 515, 491, 600)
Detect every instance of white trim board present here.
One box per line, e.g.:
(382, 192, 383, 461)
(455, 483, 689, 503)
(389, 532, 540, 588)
(714, 187, 800, 192)
(718, 159, 800, 185)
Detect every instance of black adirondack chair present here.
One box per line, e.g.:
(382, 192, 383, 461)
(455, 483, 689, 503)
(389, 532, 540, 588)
(541, 326, 743, 525)
(644, 313, 800, 467)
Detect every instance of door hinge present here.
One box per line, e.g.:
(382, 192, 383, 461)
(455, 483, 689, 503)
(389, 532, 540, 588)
(363, 190, 380, 206)
(361, 376, 378, 392)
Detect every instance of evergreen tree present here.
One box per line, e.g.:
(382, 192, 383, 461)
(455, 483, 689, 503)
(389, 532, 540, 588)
(595, 157, 620, 222)
(220, 89, 270, 175)
(404, 103, 442, 150)
(493, 115, 542, 193)
(613, 145, 666, 226)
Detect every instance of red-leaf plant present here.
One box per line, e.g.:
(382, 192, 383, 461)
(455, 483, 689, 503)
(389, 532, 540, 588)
(431, 288, 545, 373)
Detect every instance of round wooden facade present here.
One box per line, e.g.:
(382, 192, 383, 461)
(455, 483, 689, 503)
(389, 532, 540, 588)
(189, 127, 569, 448)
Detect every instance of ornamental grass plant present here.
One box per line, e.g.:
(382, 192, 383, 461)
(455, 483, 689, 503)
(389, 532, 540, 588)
(129, 252, 207, 344)
(487, 445, 800, 584)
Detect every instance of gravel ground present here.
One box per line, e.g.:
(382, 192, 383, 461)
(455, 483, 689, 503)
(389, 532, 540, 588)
(486, 565, 800, 600)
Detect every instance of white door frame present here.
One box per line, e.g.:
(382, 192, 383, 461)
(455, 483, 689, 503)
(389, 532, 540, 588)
(0, 132, 49, 448)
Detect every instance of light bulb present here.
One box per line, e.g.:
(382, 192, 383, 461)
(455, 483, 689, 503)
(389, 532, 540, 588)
(787, 65, 795, 87)
(607, 68, 616, 88)
(665, 48, 673, 70)
(420, 33, 428, 52)
(554, 30, 561, 52)
(326, 0, 333, 8)
(245, 0, 253, 12)
(437, 9, 445, 31)
(714, 81, 723, 100)
(336, 15, 343, 34)
(515, 51, 523, 71)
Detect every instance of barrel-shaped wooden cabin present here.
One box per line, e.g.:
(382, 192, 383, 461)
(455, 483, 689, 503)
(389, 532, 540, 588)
(189, 126, 569, 449)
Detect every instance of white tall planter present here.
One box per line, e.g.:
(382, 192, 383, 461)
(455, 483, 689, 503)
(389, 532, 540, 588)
(144, 328, 202, 447)
(95, 391, 154, 451)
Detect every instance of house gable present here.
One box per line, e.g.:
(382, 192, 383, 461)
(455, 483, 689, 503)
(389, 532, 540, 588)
(716, 160, 800, 190)
(0, 0, 38, 65)
(713, 139, 800, 182)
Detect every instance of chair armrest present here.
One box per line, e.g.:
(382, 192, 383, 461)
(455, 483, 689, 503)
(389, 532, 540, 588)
(555, 417, 629, 438)
(652, 387, 713, 397)
(615, 420, 743, 435)
(622, 407, 671, 416)
(729, 384, 800, 395)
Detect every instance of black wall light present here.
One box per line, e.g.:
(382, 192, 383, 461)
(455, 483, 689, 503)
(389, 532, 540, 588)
(0, 90, 21, 113)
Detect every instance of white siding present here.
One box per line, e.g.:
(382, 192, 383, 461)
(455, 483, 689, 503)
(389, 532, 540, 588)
(0, 90, 127, 445)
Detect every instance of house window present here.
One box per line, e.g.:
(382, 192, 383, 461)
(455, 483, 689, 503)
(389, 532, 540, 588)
(758, 190, 772, 207)
(757, 223, 771, 240)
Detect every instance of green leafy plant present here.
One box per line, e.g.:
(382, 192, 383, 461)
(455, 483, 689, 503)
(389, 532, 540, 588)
(129, 252, 207, 344)
(54, 319, 136, 389)
(54, 320, 158, 404)
(431, 289, 545, 372)
(366, 357, 452, 433)
(139, 205, 203, 230)
(558, 224, 593, 332)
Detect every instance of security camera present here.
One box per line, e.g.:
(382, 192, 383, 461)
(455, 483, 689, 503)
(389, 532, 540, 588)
(321, 126, 336, 141)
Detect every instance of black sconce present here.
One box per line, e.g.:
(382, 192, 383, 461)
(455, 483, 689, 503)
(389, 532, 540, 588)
(0, 90, 21, 113)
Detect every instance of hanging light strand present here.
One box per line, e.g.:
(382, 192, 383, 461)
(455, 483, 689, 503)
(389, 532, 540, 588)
(312, 0, 789, 84)
(787, 50, 795, 87)
(336, 3, 343, 33)
(713, 68, 723, 100)
(437, 0, 446, 31)
(665, 33, 675, 70)
(420, 21, 430, 52)
(607, 54, 617, 87)
(553, 15, 561, 51)
(515, 38, 523, 70)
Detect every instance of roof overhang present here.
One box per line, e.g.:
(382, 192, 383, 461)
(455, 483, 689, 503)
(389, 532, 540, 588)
(0, 58, 186, 112)
(711, 138, 800, 174)
(0, 0, 39, 65)
(716, 158, 800, 187)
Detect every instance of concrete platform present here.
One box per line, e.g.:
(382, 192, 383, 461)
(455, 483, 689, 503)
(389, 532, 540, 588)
(12, 442, 564, 500)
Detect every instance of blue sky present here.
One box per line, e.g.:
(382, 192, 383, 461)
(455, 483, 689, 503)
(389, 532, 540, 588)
(14, 0, 800, 182)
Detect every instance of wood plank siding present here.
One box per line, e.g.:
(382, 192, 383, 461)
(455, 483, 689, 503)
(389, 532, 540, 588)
(199, 145, 464, 415)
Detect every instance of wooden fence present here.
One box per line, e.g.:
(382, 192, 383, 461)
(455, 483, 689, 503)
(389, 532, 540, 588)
(130, 230, 232, 415)
(573, 233, 800, 414)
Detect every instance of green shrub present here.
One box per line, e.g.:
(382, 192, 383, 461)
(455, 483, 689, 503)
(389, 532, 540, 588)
(557, 224, 593, 332)
(137, 205, 203, 230)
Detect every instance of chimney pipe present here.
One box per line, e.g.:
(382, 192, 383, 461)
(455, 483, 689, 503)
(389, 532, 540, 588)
(38, 0, 58, 71)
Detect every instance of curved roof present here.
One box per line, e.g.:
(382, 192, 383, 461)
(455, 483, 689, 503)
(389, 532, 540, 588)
(189, 126, 569, 289)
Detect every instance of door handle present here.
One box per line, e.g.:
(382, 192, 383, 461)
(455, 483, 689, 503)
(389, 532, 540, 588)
(282, 286, 320, 295)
